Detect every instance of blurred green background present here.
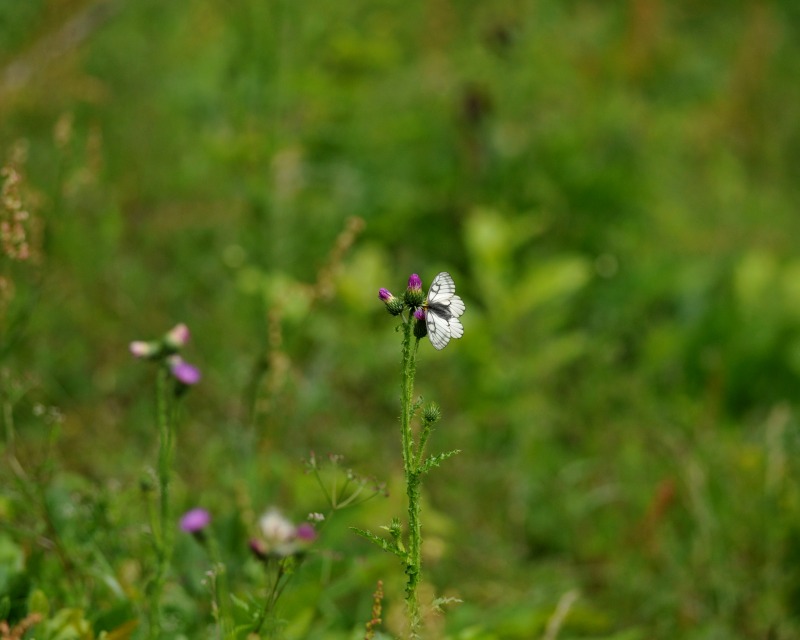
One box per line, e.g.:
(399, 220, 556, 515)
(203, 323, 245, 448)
(2, 0, 800, 637)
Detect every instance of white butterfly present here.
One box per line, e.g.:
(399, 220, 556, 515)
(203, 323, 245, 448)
(424, 272, 465, 350)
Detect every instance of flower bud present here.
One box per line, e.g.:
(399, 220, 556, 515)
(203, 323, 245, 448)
(180, 508, 211, 542)
(378, 288, 405, 316)
(129, 340, 161, 359)
(422, 401, 441, 425)
(413, 308, 427, 339)
(167, 355, 201, 386)
(163, 323, 191, 351)
(404, 274, 425, 308)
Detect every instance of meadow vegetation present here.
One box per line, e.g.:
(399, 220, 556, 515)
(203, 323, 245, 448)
(2, 0, 800, 638)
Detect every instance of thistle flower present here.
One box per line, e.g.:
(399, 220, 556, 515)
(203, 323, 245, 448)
(413, 308, 427, 339)
(253, 508, 316, 557)
(129, 340, 160, 359)
(296, 523, 317, 542)
(378, 288, 393, 303)
(164, 323, 191, 350)
(180, 508, 211, 533)
(168, 355, 201, 386)
(404, 273, 425, 308)
(378, 287, 404, 316)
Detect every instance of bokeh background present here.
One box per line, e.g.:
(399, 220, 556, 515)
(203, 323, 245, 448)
(2, 0, 800, 638)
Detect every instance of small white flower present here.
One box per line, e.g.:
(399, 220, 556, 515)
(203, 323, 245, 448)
(259, 508, 296, 547)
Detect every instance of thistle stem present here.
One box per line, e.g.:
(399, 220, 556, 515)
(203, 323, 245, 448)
(400, 317, 422, 635)
(149, 365, 176, 639)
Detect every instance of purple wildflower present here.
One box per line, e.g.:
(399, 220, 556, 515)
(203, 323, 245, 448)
(168, 355, 201, 385)
(180, 508, 211, 533)
(296, 523, 317, 541)
(413, 307, 428, 339)
(378, 288, 393, 302)
(404, 273, 425, 308)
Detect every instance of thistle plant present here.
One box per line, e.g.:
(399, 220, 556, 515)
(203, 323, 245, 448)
(248, 508, 317, 636)
(355, 272, 465, 638)
(130, 323, 201, 639)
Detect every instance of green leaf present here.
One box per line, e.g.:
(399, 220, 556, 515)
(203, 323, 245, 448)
(351, 527, 407, 560)
(431, 596, 463, 613)
(419, 450, 461, 475)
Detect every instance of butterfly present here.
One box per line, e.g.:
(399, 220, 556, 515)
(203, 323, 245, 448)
(423, 272, 466, 350)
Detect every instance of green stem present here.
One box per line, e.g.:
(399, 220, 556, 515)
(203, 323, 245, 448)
(206, 534, 235, 639)
(149, 366, 176, 639)
(400, 317, 422, 635)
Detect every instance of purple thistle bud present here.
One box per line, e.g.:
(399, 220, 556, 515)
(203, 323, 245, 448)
(404, 273, 425, 308)
(180, 508, 211, 533)
(164, 323, 191, 350)
(168, 355, 201, 385)
(380, 287, 405, 316)
(296, 523, 317, 542)
(413, 308, 428, 339)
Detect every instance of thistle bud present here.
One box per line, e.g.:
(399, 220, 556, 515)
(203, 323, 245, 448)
(129, 340, 161, 360)
(163, 323, 191, 351)
(404, 274, 425, 308)
(167, 355, 201, 386)
(422, 401, 441, 425)
(413, 308, 427, 339)
(180, 508, 211, 543)
(378, 288, 405, 316)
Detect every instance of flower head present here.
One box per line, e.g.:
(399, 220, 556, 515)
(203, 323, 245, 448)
(252, 508, 316, 558)
(378, 288, 393, 303)
(180, 508, 211, 533)
(296, 523, 317, 542)
(422, 401, 441, 425)
(378, 287, 404, 316)
(164, 323, 191, 350)
(168, 355, 201, 385)
(129, 340, 160, 359)
(413, 308, 427, 339)
(404, 273, 425, 308)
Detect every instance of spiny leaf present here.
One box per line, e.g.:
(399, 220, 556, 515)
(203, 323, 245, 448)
(431, 596, 463, 613)
(419, 449, 461, 475)
(351, 527, 407, 560)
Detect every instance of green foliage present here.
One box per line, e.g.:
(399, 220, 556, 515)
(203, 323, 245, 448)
(2, 0, 800, 638)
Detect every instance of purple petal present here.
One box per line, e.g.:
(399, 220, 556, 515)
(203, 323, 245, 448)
(413, 308, 425, 321)
(170, 358, 201, 385)
(408, 273, 422, 290)
(296, 522, 317, 541)
(378, 288, 393, 302)
(180, 508, 211, 532)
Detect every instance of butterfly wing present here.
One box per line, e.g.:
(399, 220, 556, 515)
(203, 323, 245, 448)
(426, 308, 452, 350)
(425, 272, 466, 350)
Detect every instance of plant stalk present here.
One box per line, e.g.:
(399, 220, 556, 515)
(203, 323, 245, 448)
(400, 317, 422, 635)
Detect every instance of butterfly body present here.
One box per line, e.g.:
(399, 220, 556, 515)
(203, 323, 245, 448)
(423, 272, 465, 350)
